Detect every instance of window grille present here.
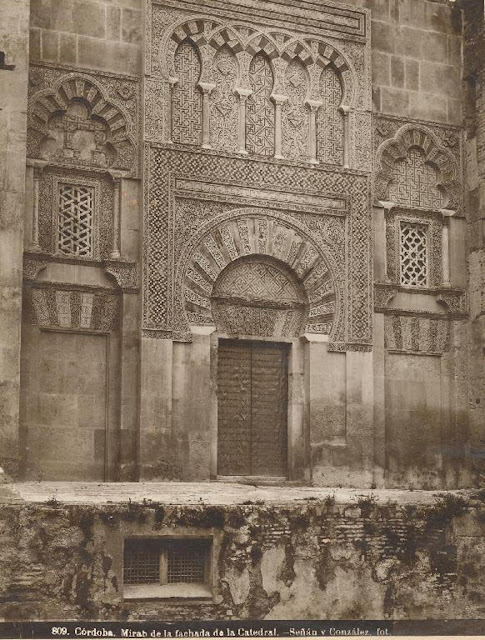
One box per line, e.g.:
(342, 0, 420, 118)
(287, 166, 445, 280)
(167, 540, 207, 583)
(399, 221, 428, 287)
(58, 184, 94, 257)
(123, 540, 160, 585)
(123, 539, 210, 587)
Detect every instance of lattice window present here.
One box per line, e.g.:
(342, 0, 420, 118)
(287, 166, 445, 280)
(57, 184, 94, 257)
(247, 53, 275, 156)
(172, 40, 202, 145)
(123, 539, 210, 587)
(400, 221, 428, 287)
(389, 148, 444, 209)
(317, 66, 344, 165)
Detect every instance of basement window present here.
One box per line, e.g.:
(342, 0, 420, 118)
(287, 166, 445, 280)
(123, 538, 212, 600)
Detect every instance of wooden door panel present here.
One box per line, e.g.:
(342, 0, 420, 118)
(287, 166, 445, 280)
(217, 342, 252, 476)
(217, 340, 288, 477)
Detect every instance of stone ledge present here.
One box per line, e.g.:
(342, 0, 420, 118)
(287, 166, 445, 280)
(3, 481, 475, 507)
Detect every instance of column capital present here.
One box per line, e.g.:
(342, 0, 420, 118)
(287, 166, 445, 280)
(339, 104, 351, 116)
(377, 200, 396, 212)
(27, 158, 48, 173)
(439, 208, 456, 219)
(270, 93, 288, 105)
(168, 76, 179, 88)
(305, 99, 323, 111)
(198, 81, 216, 94)
(235, 87, 253, 99)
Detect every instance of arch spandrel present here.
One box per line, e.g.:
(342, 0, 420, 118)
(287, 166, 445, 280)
(177, 212, 341, 340)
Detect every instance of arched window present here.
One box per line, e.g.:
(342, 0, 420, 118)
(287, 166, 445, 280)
(246, 53, 275, 156)
(282, 59, 309, 160)
(317, 65, 344, 165)
(210, 46, 239, 152)
(172, 39, 202, 145)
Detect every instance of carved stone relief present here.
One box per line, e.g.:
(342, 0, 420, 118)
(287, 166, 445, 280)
(210, 46, 238, 152)
(180, 214, 336, 337)
(172, 39, 203, 145)
(144, 2, 372, 350)
(211, 256, 308, 338)
(375, 120, 461, 213)
(145, 145, 370, 347)
(317, 65, 343, 166)
(28, 69, 140, 176)
(24, 285, 120, 332)
(384, 314, 450, 355)
(146, 5, 371, 170)
(247, 53, 275, 157)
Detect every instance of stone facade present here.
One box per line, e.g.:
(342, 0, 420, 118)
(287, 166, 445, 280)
(1, 0, 485, 620)
(0, 0, 482, 489)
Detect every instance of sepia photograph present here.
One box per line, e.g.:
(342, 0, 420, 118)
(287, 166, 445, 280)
(0, 0, 484, 636)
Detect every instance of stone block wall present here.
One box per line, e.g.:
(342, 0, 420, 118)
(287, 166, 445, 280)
(0, 0, 30, 476)
(0, 494, 484, 621)
(29, 0, 143, 75)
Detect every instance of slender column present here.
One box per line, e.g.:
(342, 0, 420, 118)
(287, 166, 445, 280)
(271, 93, 287, 159)
(305, 99, 322, 165)
(340, 105, 351, 168)
(167, 77, 178, 144)
(110, 173, 123, 260)
(235, 88, 252, 154)
(378, 201, 396, 282)
(198, 82, 216, 149)
(27, 159, 47, 252)
(440, 208, 455, 287)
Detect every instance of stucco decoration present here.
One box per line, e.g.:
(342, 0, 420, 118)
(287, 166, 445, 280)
(28, 74, 137, 175)
(179, 211, 338, 339)
(375, 124, 461, 212)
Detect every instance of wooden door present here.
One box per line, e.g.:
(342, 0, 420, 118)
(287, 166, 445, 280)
(217, 340, 288, 477)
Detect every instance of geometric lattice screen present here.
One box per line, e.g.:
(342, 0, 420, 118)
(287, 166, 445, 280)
(58, 184, 94, 257)
(399, 221, 428, 287)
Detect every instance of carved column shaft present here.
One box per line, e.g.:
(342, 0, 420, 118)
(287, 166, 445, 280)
(27, 160, 46, 252)
(236, 88, 252, 154)
(110, 175, 123, 260)
(167, 77, 178, 144)
(340, 105, 350, 169)
(271, 94, 287, 160)
(440, 209, 455, 287)
(198, 82, 216, 149)
(306, 99, 322, 165)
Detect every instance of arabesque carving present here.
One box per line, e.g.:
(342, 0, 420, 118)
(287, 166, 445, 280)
(375, 124, 461, 211)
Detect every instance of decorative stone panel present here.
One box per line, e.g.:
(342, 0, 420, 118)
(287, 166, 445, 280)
(384, 314, 450, 356)
(374, 118, 462, 214)
(28, 65, 140, 177)
(24, 285, 120, 332)
(144, 0, 372, 350)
